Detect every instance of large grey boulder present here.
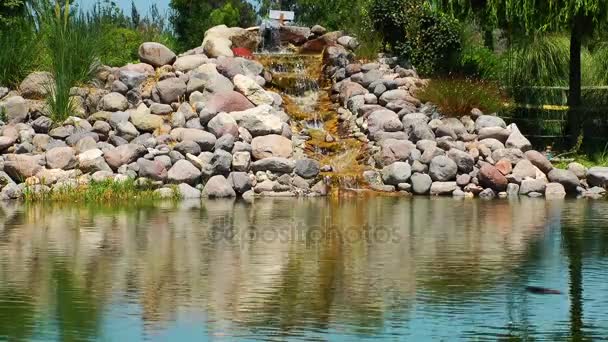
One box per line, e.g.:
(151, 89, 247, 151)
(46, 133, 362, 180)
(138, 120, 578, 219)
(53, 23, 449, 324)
(119, 70, 147, 89)
(505, 124, 532, 151)
(381, 162, 411, 186)
(4, 154, 43, 180)
(447, 148, 474, 173)
(1, 96, 28, 123)
(228, 171, 252, 194)
(377, 139, 416, 166)
(205, 90, 255, 114)
(295, 158, 320, 179)
(478, 127, 511, 142)
(251, 134, 292, 160)
(168, 159, 201, 185)
(155, 78, 187, 104)
(173, 55, 208, 72)
(130, 109, 164, 132)
(202, 25, 260, 58)
(545, 183, 566, 199)
(585, 167, 608, 188)
(475, 115, 506, 131)
(187, 63, 233, 94)
(411, 173, 432, 194)
(519, 179, 546, 195)
(367, 109, 403, 135)
(429, 156, 457, 181)
(202, 175, 236, 197)
(138, 42, 176, 67)
(177, 183, 201, 199)
(547, 168, 580, 192)
(512, 159, 537, 179)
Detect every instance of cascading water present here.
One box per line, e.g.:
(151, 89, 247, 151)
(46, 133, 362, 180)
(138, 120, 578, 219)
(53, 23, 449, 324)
(256, 48, 369, 194)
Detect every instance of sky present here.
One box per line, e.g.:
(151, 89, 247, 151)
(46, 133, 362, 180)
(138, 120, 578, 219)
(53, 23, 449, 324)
(77, 0, 171, 15)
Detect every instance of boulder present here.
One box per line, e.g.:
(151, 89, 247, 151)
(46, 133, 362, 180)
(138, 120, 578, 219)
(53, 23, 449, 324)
(1, 96, 28, 123)
(367, 109, 403, 135)
(280, 25, 311, 45)
(168, 159, 201, 185)
(155, 78, 187, 104)
(505, 124, 532, 151)
(119, 69, 147, 89)
(187, 63, 233, 94)
(478, 127, 511, 142)
(207, 112, 239, 138)
(100, 92, 128, 112)
(377, 139, 416, 166)
(45, 146, 77, 170)
(251, 134, 292, 159)
(202, 175, 236, 197)
(232, 151, 251, 172)
(104, 144, 147, 170)
(0, 136, 16, 151)
(478, 163, 508, 191)
(202, 25, 260, 58)
(205, 91, 255, 114)
(568, 162, 587, 179)
(587, 167, 608, 188)
(230, 105, 283, 136)
(411, 173, 433, 195)
(512, 159, 537, 179)
(251, 157, 295, 173)
(4, 155, 43, 180)
(233, 74, 274, 106)
(295, 158, 320, 179)
(475, 115, 506, 131)
(524, 150, 553, 174)
(492, 148, 524, 165)
(19, 72, 53, 99)
(447, 149, 474, 173)
(173, 55, 208, 72)
(138, 42, 176, 67)
(430, 182, 458, 196)
(545, 183, 566, 199)
(381, 162, 411, 186)
(170, 128, 217, 151)
(495, 159, 512, 175)
(547, 168, 580, 192)
(228, 171, 252, 194)
(519, 179, 546, 195)
(429, 156, 457, 181)
(137, 158, 168, 181)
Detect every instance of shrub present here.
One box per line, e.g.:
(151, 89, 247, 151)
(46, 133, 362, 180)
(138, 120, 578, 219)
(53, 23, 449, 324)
(458, 22, 501, 80)
(368, 0, 416, 48)
(98, 26, 142, 66)
(416, 78, 505, 118)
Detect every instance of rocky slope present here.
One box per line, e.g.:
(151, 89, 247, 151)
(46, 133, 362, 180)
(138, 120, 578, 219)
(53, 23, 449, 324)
(0, 23, 607, 201)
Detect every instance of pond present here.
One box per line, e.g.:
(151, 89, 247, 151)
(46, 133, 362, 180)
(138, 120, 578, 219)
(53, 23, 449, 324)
(0, 197, 607, 341)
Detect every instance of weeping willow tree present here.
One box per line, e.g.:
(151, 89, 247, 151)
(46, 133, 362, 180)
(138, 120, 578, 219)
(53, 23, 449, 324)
(432, 0, 608, 145)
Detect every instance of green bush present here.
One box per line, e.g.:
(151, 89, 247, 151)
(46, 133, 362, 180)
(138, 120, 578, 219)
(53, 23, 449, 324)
(368, 0, 416, 48)
(458, 22, 501, 80)
(98, 26, 142, 66)
(416, 78, 505, 118)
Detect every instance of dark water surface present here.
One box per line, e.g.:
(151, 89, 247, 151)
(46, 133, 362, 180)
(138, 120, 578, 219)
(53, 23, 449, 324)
(0, 197, 607, 341)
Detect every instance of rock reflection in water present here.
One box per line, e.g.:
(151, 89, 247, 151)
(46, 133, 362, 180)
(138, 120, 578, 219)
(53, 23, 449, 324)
(0, 198, 607, 340)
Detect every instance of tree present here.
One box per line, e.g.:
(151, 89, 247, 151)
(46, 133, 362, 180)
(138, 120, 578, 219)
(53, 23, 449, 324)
(0, 0, 27, 29)
(130, 0, 140, 28)
(433, 0, 608, 145)
(170, 0, 257, 50)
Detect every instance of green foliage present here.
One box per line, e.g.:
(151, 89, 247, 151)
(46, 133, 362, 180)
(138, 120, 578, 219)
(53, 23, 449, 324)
(170, 0, 256, 50)
(586, 44, 608, 86)
(42, 1, 100, 122)
(457, 22, 501, 79)
(407, 9, 462, 76)
(0, 0, 27, 29)
(0, 16, 40, 88)
(368, 0, 415, 48)
(416, 78, 505, 118)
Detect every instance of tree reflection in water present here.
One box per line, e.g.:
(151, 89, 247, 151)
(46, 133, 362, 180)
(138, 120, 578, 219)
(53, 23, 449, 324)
(0, 197, 605, 340)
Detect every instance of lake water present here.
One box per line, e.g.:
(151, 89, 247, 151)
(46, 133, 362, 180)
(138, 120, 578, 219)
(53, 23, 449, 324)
(0, 197, 607, 341)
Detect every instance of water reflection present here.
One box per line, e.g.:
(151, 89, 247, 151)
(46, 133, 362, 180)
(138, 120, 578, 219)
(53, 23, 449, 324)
(0, 197, 606, 341)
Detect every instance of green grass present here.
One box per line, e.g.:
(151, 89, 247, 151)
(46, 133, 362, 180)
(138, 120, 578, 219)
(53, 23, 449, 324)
(23, 178, 180, 204)
(416, 78, 505, 118)
(0, 16, 39, 88)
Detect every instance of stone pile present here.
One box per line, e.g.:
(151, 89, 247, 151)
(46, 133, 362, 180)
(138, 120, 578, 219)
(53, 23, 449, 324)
(0, 24, 363, 201)
(323, 48, 608, 199)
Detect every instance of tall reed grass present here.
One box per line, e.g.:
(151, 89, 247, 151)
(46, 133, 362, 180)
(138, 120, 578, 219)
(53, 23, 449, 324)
(0, 16, 39, 88)
(39, 0, 100, 122)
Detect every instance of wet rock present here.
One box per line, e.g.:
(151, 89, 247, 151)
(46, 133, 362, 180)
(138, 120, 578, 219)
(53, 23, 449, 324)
(177, 183, 201, 199)
(545, 183, 566, 199)
(228, 171, 252, 194)
(479, 188, 496, 199)
(507, 183, 520, 197)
